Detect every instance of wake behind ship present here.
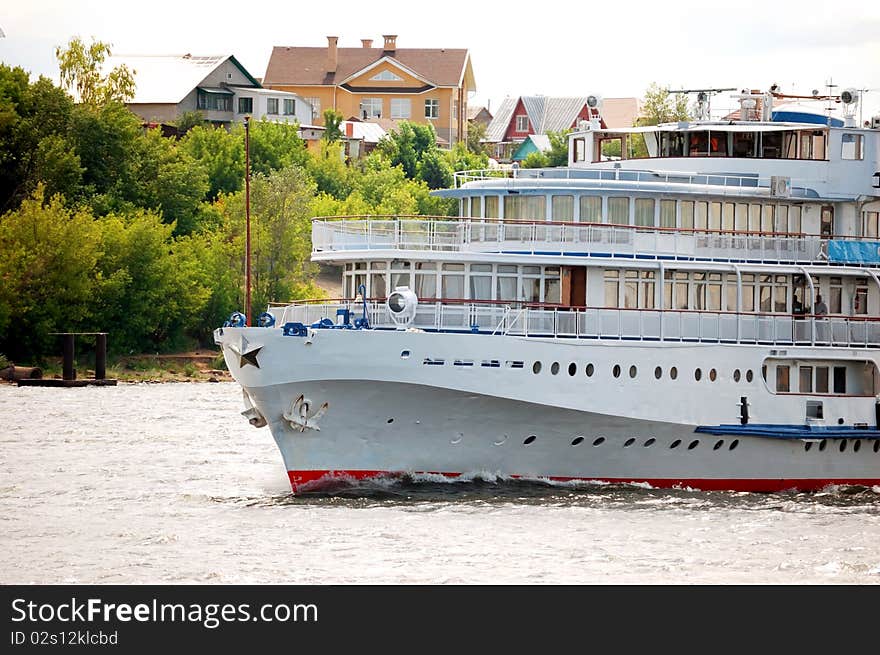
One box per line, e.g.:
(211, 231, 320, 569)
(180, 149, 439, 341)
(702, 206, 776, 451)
(216, 88, 880, 493)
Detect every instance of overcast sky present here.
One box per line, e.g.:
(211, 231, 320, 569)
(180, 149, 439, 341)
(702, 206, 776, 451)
(2, 0, 879, 118)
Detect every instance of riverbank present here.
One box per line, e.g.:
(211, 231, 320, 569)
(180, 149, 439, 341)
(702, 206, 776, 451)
(1, 350, 232, 384)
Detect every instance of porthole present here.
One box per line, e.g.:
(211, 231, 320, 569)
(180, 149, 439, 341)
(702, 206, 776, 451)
(624, 438, 636, 448)
(524, 435, 537, 445)
(694, 368, 702, 381)
(593, 436, 606, 446)
(688, 440, 699, 450)
(613, 364, 621, 378)
(629, 365, 637, 379)
(873, 441, 880, 453)
(733, 369, 741, 382)
(643, 438, 656, 447)
(729, 439, 739, 451)
(670, 439, 681, 449)
(670, 367, 678, 380)
(837, 418, 845, 425)
(387, 418, 394, 424)
(804, 442, 813, 452)
(568, 362, 577, 376)
(853, 440, 861, 453)
(493, 435, 508, 446)
(654, 366, 662, 380)
(839, 439, 847, 453)
(451, 433, 463, 445)
(571, 436, 585, 446)
(551, 362, 560, 375)
(533, 361, 542, 374)
(746, 370, 754, 382)
(709, 369, 717, 382)
(401, 350, 411, 359)
(585, 363, 595, 377)
(713, 440, 724, 450)
(819, 439, 827, 452)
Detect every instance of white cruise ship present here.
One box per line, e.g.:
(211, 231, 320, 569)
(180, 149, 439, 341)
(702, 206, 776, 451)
(215, 88, 880, 493)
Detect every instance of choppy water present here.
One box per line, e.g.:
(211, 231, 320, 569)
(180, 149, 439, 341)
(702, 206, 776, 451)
(1, 382, 879, 584)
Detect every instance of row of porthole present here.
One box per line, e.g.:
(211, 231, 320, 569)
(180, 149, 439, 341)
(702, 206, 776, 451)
(515, 435, 740, 451)
(532, 361, 755, 383)
(804, 439, 880, 453)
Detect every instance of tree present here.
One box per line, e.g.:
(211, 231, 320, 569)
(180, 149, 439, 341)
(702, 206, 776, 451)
(546, 130, 571, 167)
(55, 37, 135, 107)
(174, 110, 205, 135)
(240, 118, 309, 177)
(466, 120, 489, 156)
(321, 108, 344, 143)
(638, 83, 691, 126)
(179, 124, 245, 200)
(520, 151, 549, 168)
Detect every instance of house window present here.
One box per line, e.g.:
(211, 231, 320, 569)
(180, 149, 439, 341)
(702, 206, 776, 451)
(515, 115, 529, 132)
(391, 98, 411, 119)
(197, 90, 231, 112)
(237, 97, 253, 114)
(841, 133, 864, 160)
(453, 100, 458, 120)
(305, 97, 320, 121)
(360, 98, 382, 119)
(267, 98, 279, 115)
(370, 70, 403, 81)
(283, 99, 295, 115)
(425, 99, 439, 119)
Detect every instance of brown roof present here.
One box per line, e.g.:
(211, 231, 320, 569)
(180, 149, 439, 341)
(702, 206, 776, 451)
(599, 97, 640, 129)
(264, 46, 469, 87)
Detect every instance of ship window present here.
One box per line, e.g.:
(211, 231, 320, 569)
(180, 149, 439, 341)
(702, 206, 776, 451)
(746, 369, 753, 382)
(414, 263, 437, 299)
(709, 202, 722, 231)
(839, 439, 847, 452)
(734, 203, 748, 232)
(833, 366, 846, 394)
(722, 203, 735, 232)
(552, 195, 574, 221)
(571, 436, 585, 446)
(580, 196, 602, 223)
(568, 363, 577, 376)
(729, 439, 739, 450)
(624, 438, 636, 447)
(613, 364, 621, 378)
(695, 202, 708, 230)
(816, 366, 829, 393)
(799, 366, 813, 393)
(585, 363, 595, 377)
(709, 368, 717, 382)
(400, 350, 411, 359)
(485, 196, 499, 219)
(670, 367, 678, 380)
(670, 439, 681, 449)
(644, 438, 656, 447)
(873, 441, 879, 453)
(819, 439, 827, 451)
(804, 442, 812, 452)
(604, 270, 619, 307)
(593, 436, 606, 446)
(841, 134, 864, 160)
(504, 195, 545, 220)
(524, 435, 537, 445)
(853, 440, 861, 452)
(629, 365, 637, 378)
(624, 270, 638, 309)
(694, 368, 702, 381)
(655, 366, 662, 379)
(551, 362, 560, 375)
(608, 197, 629, 224)
(660, 200, 676, 228)
(634, 198, 655, 227)
(776, 365, 790, 392)
(762, 205, 774, 233)
(680, 201, 694, 230)
(573, 138, 586, 162)
(733, 369, 741, 382)
(863, 211, 880, 239)
(854, 279, 868, 315)
(533, 361, 542, 374)
(688, 440, 699, 450)
(714, 440, 724, 450)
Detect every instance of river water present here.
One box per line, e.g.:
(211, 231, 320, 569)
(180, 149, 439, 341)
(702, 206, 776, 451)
(1, 382, 879, 584)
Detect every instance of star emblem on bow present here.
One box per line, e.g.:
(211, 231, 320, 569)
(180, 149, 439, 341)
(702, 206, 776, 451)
(229, 335, 263, 369)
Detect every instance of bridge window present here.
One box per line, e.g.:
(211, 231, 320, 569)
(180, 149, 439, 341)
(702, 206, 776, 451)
(680, 201, 694, 230)
(504, 195, 545, 221)
(862, 211, 879, 239)
(485, 196, 499, 219)
(841, 133, 864, 160)
(414, 262, 437, 299)
(799, 366, 813, 393)
(660, 200, 676, 228)
(635, 198, 655, 227)
(552, 195, 574, 221)
(776, 365, 790, 392)
(854, 279, 868, 315)
(816, 366, 829, 393)
(695, 201, 708, 230)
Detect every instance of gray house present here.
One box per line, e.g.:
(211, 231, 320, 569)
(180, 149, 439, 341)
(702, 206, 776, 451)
(104, 53, 313, 128)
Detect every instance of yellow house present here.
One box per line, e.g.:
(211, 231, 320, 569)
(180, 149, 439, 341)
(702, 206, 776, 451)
(263, 35, 476, 146)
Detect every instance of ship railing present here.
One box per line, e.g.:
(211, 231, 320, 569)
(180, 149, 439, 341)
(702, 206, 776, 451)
(266, 299, 880, 347)
(312, 217, 824, 264)
(453, 168, 813, 192)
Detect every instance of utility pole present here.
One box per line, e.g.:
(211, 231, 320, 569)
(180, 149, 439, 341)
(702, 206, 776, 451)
(244, 114, 252, 327)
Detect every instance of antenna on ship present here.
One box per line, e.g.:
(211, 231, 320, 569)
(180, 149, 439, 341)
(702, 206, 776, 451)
(665, 87, 736, 120)
(824, 78, 838, 127)
(244, 114, 252, 327)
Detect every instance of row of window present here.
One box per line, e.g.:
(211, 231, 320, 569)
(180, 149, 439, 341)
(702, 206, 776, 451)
(774, 364, 848, 394)
(531, 360, 755, 384)
(359, 98, 444, 120)
(461, 195, 808, 234)
(803, 439, 880, 453)
(236, 97, 296, 116)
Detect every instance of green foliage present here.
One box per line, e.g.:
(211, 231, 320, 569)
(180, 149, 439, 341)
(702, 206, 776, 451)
(520, 151, 549, 168)
(466, 121, 489, 156)
(55, 37, 135, 106)
(417, 149, 453, 190)
(175, 111, 205, 135)
(446, 141, 488, 174)
(638, 83, 691, 126)
(239, 118, 309, 177)
(322, 108, 344, 142)
(546, 130, 571, 167)
(180, 124, 244, 200)
(0, 190, 104, 359)
(307, 141, 354, 199)
(0, 353, 9, 369)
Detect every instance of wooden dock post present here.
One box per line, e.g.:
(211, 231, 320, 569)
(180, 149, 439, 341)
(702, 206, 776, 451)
(95, 333, 107, 380)
(18, 332, 116, 387)
(62, 333, 76, 381)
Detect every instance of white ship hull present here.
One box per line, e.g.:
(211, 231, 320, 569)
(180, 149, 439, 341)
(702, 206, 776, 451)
(216, 326, 880, 492)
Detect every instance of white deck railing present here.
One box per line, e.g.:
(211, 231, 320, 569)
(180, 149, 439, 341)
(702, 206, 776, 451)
(311, 218, 823, 264)
(267, 301, 880, 348)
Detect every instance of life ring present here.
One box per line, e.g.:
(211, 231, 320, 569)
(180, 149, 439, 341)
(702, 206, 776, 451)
(226, 312, 246, 327)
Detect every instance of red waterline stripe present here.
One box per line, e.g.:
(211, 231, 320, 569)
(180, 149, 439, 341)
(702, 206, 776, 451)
(287, 470, 880, 493)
